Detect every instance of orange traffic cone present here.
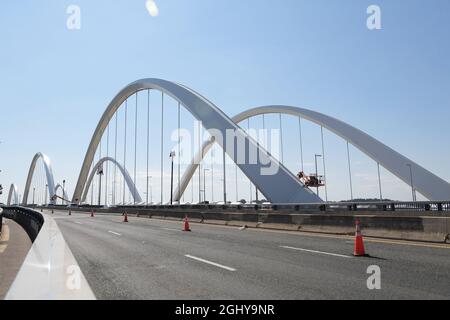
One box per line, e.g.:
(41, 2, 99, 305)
(354, 218, 366, 257)
(123, 213, 128, 223)
(91, 210, 95, 217)
(183, 215, 191, 232)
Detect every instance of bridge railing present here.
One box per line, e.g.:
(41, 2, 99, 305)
(1, 206, 44, 241)
(108, 200, 450, 214)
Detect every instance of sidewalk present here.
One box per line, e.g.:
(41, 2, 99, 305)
(0, 219, 32, 299)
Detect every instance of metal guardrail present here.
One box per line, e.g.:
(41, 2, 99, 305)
(1, 206, 44, 241)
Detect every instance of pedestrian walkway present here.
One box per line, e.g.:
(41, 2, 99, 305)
(0, 219, 32, 299)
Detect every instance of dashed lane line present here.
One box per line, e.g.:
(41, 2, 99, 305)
(280, 245, 353, 259)
(185, 255, 237, 272)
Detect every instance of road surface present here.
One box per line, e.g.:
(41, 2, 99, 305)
(49, 210, 450, 300)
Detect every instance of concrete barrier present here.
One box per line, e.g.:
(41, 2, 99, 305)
(3, 207, 96, 300)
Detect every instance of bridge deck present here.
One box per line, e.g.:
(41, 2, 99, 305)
(51, 210, 450, 299)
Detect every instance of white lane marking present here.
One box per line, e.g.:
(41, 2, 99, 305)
(161, 227, 180, 232)
(108, 231, 122, 236)
(185, 255, 237, 272)
(74, 221, 84, 225)
(280, 246, 352, 259)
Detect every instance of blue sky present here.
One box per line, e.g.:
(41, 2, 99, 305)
(0, 0, 449, 203)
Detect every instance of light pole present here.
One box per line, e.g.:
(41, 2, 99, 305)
(45, 184, 48, 206)
(406, 164, 416, 202)
(32, 187, 35, 205)
(147, 175, 153, 204)
(97, 165, 104, 206)
(315, 154, 322, 196)
(169, 151, 176, 205)
(62, 180, 66, 205)
(149, 176, 153, 204)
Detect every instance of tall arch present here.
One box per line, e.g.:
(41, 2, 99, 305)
(22, 152, 56, 205)
(7, 184, 19, 205)
(175, 106, 450, 202)
(72, 79, 321, 204)
(80, 157, 142, 204)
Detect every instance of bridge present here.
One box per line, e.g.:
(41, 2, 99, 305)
(1, 78, 449, 300)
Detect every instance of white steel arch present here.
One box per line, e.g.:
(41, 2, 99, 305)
(7, 184, 19, 205)
(175, 106, 450, 202)
(54, 183, 69, 204)
(72, 79, 321, 204)
(22, 152, 56, 205)
(81, 157, 142, 204)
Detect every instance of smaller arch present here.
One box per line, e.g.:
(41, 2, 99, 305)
(7, 184, 19, 205)
(22, 153, 56, 205)
(81, 157, 142, 204)
(54, 183, 69, 204)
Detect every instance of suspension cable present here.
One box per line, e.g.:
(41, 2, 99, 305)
(321, 126, 328, 202)
(298, 117, 304, 172)
(123, 100, 128, 204)
(279, 113, 284, 164)
(198, 122, 202, 203)
(146, 89, 150, 205)
(178, 102, 181, 202)
(346, 141, 354, 201)
(105, 124, 110, 206)
(90, 150, 94, 205)
(98, 137, 102, 206)
(248, 118, 253, 203)
(134, 92, 138, 205)
(113, 112, 118, 206)
(377, 163, 383, 201)
(222, 143, 227, 204)
(210, 146, 214, 203)
(160, 92, 164, 205)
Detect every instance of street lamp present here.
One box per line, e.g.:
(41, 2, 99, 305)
(32, 187, 36, 205)
(406, 164, 417, 202)
(315, 154, 322, 196)
(62, 180, 66, 205)
(45, 184, 48, 206)
(169, 151, 176, 205)
(97, 165, 104, 206)
(147, 175, 153, 204)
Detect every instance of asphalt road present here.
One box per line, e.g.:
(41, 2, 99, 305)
(49, 210, 450, 300)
